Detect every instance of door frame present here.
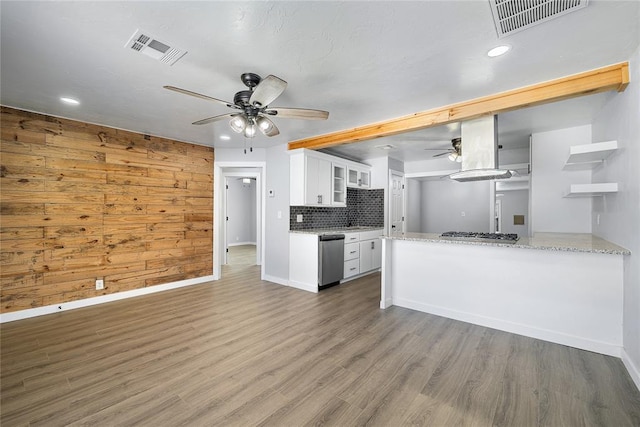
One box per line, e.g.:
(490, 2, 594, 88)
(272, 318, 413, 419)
(213, 161, 266, 280)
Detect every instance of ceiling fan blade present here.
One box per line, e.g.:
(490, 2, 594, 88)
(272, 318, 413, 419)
(192, 112, 237, 125)
(249, 75, 287, 107)
(432, 152, 451, 158)
(164, 85, 236, 108)
(266, 107, 329, 120)
(256, 116, 280, 137)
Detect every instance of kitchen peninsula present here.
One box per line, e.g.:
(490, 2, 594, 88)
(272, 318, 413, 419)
(380, 232, 630, 357)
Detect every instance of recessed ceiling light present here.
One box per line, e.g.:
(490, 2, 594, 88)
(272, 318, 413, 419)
(60, 97, 80, 105)
(376, 144, 395, 150)
(219, 135, 231, 140)
(487, 45, 510, 57)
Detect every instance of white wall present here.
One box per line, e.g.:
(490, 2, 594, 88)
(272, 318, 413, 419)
(264, 144, 291, 284)
(497, 190, 528, 235)
(406, 178, 422, 233)
(226, 178, 257, 245)
(531, 125, 592, 233)
(420, 179, 491, 233)
(591, 45, 640, 387)
(215, 147, 266, 162)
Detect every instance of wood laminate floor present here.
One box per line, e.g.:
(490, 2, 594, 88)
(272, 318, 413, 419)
(227, 244, 257, 266)
(2, 262, 640, 426)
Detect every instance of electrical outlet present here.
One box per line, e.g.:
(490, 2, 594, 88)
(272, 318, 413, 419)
(297, 214, 303, 222)
(95, 278, 104, 290)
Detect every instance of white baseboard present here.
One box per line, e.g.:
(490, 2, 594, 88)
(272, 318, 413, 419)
(228, 242, 256, 247)
(393, 297, 622, 357)
(622, 349, 640, 392)
(261, 274, 289, 287)
(380, 298, 393, 309)
(286, 280, 318, 293)
(0, 275, 216, 323)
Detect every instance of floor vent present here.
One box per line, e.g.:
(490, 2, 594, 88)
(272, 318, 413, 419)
(125, 29, 187, 66)
(489, 0, 589, 38)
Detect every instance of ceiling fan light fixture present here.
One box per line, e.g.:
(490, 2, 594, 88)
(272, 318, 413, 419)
(256, 115, 272, 131)
(244, 123, 257, 138)
(229, 115, 247, 133)
(456, 155, 463, 163)
(448, 152, 459, 162)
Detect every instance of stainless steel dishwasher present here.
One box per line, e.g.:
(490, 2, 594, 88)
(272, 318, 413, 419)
(318, 234, 345, 289)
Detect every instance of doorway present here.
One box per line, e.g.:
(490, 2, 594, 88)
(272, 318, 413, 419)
(214, 162, 266, 280)
(225, 177, 258, 266)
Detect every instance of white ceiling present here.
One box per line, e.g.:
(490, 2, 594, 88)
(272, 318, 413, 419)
(1, 1, 638, 162)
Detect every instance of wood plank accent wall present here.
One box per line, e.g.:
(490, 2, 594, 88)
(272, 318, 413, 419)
(0, 107, 214, 313)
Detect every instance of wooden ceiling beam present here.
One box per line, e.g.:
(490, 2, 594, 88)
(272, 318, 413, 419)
(288, 62, 629, 151)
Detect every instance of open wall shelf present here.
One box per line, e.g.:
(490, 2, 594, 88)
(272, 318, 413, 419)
(564, 183, 619, 198)
(563, 140, 618, 170)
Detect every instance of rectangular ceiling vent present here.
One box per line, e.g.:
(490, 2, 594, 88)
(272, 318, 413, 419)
(125, 29, 187, 66)
(489, 0, 589, 38)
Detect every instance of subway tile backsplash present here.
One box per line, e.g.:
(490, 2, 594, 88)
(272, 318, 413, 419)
(290, 188, 384, 230)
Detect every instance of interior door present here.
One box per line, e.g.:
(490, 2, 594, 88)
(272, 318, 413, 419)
(390, 171, 405, 233)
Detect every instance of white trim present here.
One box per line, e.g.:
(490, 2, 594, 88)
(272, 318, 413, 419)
(622, 349, 640, 392)
(262, 274, 289, 287)
(380, 298, 393, 309)
(228, 242, 257, 247)
(0, 275, 215, 323)
(287, 280, 318, 293)
(392, 297, 622, 357)
(214, 161, 267, 281)
(340, 269, 380, 284)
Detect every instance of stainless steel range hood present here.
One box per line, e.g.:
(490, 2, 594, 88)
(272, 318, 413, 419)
(449, 115, 511, 182)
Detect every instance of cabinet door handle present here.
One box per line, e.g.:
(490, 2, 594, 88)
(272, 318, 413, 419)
(317, 195, 322, 204)
(350, 250, 357, 254)
(371, 241, 375, 250)
(350, 267, 357, 271)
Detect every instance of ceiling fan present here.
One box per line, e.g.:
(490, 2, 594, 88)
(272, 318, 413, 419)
(164, 73, 329, 138)
(425, 137, 463, 162)
(425, 137, 503, 162)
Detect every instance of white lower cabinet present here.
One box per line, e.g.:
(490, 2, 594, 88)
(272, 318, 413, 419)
(359, 238, 382, 272)
(344, 241, 360, 278)
(342, 229, 383, 280)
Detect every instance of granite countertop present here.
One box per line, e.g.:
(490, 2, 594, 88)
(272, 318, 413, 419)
(382, 232, 630, 255)
(290, 226, 384, 235)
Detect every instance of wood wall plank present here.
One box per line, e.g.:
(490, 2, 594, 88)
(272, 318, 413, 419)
(0, 107, 214, 313)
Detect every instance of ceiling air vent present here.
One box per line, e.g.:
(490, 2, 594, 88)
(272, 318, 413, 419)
(489, 0, 589, 38)
(125, 29, 187, 65)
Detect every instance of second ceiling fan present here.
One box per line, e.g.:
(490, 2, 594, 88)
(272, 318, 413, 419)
(164, 72, 329, 138)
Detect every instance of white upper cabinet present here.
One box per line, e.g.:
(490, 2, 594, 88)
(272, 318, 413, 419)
(305, 155, 332, 205)
(347, 166, 371, 188)
(290, 149, 371, 206)
(332, 163, 346, 206)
